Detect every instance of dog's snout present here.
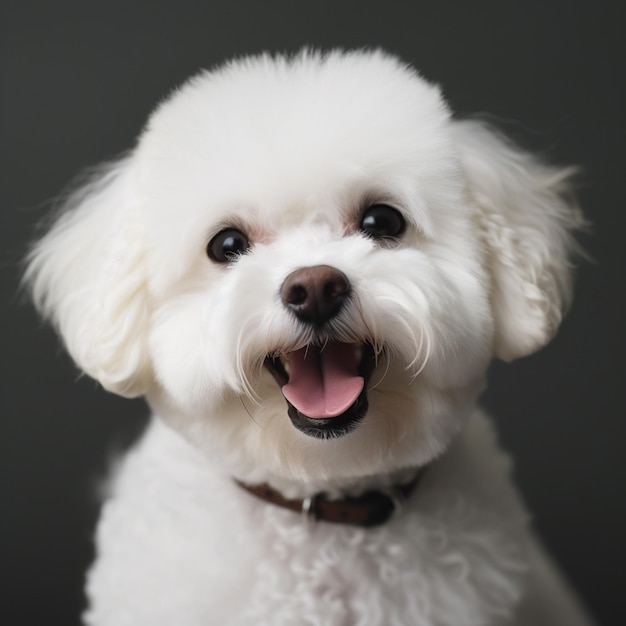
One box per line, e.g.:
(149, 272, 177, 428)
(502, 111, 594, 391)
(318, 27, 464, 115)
(281, 265, 351, 325)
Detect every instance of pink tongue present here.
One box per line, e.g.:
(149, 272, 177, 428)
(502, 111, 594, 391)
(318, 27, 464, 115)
(282, 343, 364, 419)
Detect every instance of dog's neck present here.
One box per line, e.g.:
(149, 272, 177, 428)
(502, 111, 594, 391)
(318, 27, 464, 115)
(236, 467, 426, 527)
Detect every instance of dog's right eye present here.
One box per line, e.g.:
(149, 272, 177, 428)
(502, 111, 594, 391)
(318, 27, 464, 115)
(207, 229, 251, 263)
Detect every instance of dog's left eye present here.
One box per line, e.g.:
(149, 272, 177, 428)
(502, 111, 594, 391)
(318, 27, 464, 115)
(360, 204, 406, 239)
(207, 229, 251, 263)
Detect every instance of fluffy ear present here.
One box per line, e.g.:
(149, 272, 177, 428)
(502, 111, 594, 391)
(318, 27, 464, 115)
(451, 120, 583, 361)
(24, 156, 152, 397)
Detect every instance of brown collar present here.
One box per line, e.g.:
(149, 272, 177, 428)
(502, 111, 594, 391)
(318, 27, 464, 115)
(236, 470, 425, 527)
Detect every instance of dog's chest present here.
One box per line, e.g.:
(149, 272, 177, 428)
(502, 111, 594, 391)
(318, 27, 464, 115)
(84, 414, 529, 626)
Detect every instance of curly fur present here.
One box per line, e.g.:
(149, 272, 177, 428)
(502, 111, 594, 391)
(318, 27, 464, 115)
(25, 50, 591, 625)
(83, 414, 528, 626)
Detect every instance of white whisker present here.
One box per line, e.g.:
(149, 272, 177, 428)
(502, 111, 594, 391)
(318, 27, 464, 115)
(239, 395, 263, 429)
(234, 321, 263, 404)
(368, 347, 390, 392)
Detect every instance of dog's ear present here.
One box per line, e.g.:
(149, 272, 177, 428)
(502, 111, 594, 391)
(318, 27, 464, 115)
(24, 155, 152, 397)
(451, 120, 583, 361)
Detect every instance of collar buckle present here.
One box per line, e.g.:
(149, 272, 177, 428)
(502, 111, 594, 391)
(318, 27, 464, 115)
(301, 494, 319, 522)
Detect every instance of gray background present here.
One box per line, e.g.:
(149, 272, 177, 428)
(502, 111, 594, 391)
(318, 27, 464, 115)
(1, 1, 624, 625)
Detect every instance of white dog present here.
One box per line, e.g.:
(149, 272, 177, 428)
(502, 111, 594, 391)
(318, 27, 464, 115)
(26, 50, 593, 625)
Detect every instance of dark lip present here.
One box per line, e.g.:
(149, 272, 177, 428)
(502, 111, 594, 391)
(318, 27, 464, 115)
(264, 343, 376, 439)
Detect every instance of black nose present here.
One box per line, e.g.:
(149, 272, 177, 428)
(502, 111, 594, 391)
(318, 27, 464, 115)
(281, 265, 351, 325)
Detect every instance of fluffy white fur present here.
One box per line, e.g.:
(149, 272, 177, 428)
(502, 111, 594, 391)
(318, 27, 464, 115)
(26, 50, 591, 625)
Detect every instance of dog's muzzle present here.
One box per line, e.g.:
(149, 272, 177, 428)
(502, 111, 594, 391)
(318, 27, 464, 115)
(264, 265, 376, 439)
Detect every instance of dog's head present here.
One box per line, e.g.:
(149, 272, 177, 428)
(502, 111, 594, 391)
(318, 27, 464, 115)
(26, 51, 581, 488)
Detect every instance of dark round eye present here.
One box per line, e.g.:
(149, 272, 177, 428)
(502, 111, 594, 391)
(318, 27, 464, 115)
(207, 229, 250, 263)
(360, 204, 405, 239)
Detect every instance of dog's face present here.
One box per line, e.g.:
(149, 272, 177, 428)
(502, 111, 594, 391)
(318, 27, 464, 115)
(27, 51, 579, 488)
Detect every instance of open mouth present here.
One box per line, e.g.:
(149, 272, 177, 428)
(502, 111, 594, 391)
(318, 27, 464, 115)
(264, 342, 376, 439)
